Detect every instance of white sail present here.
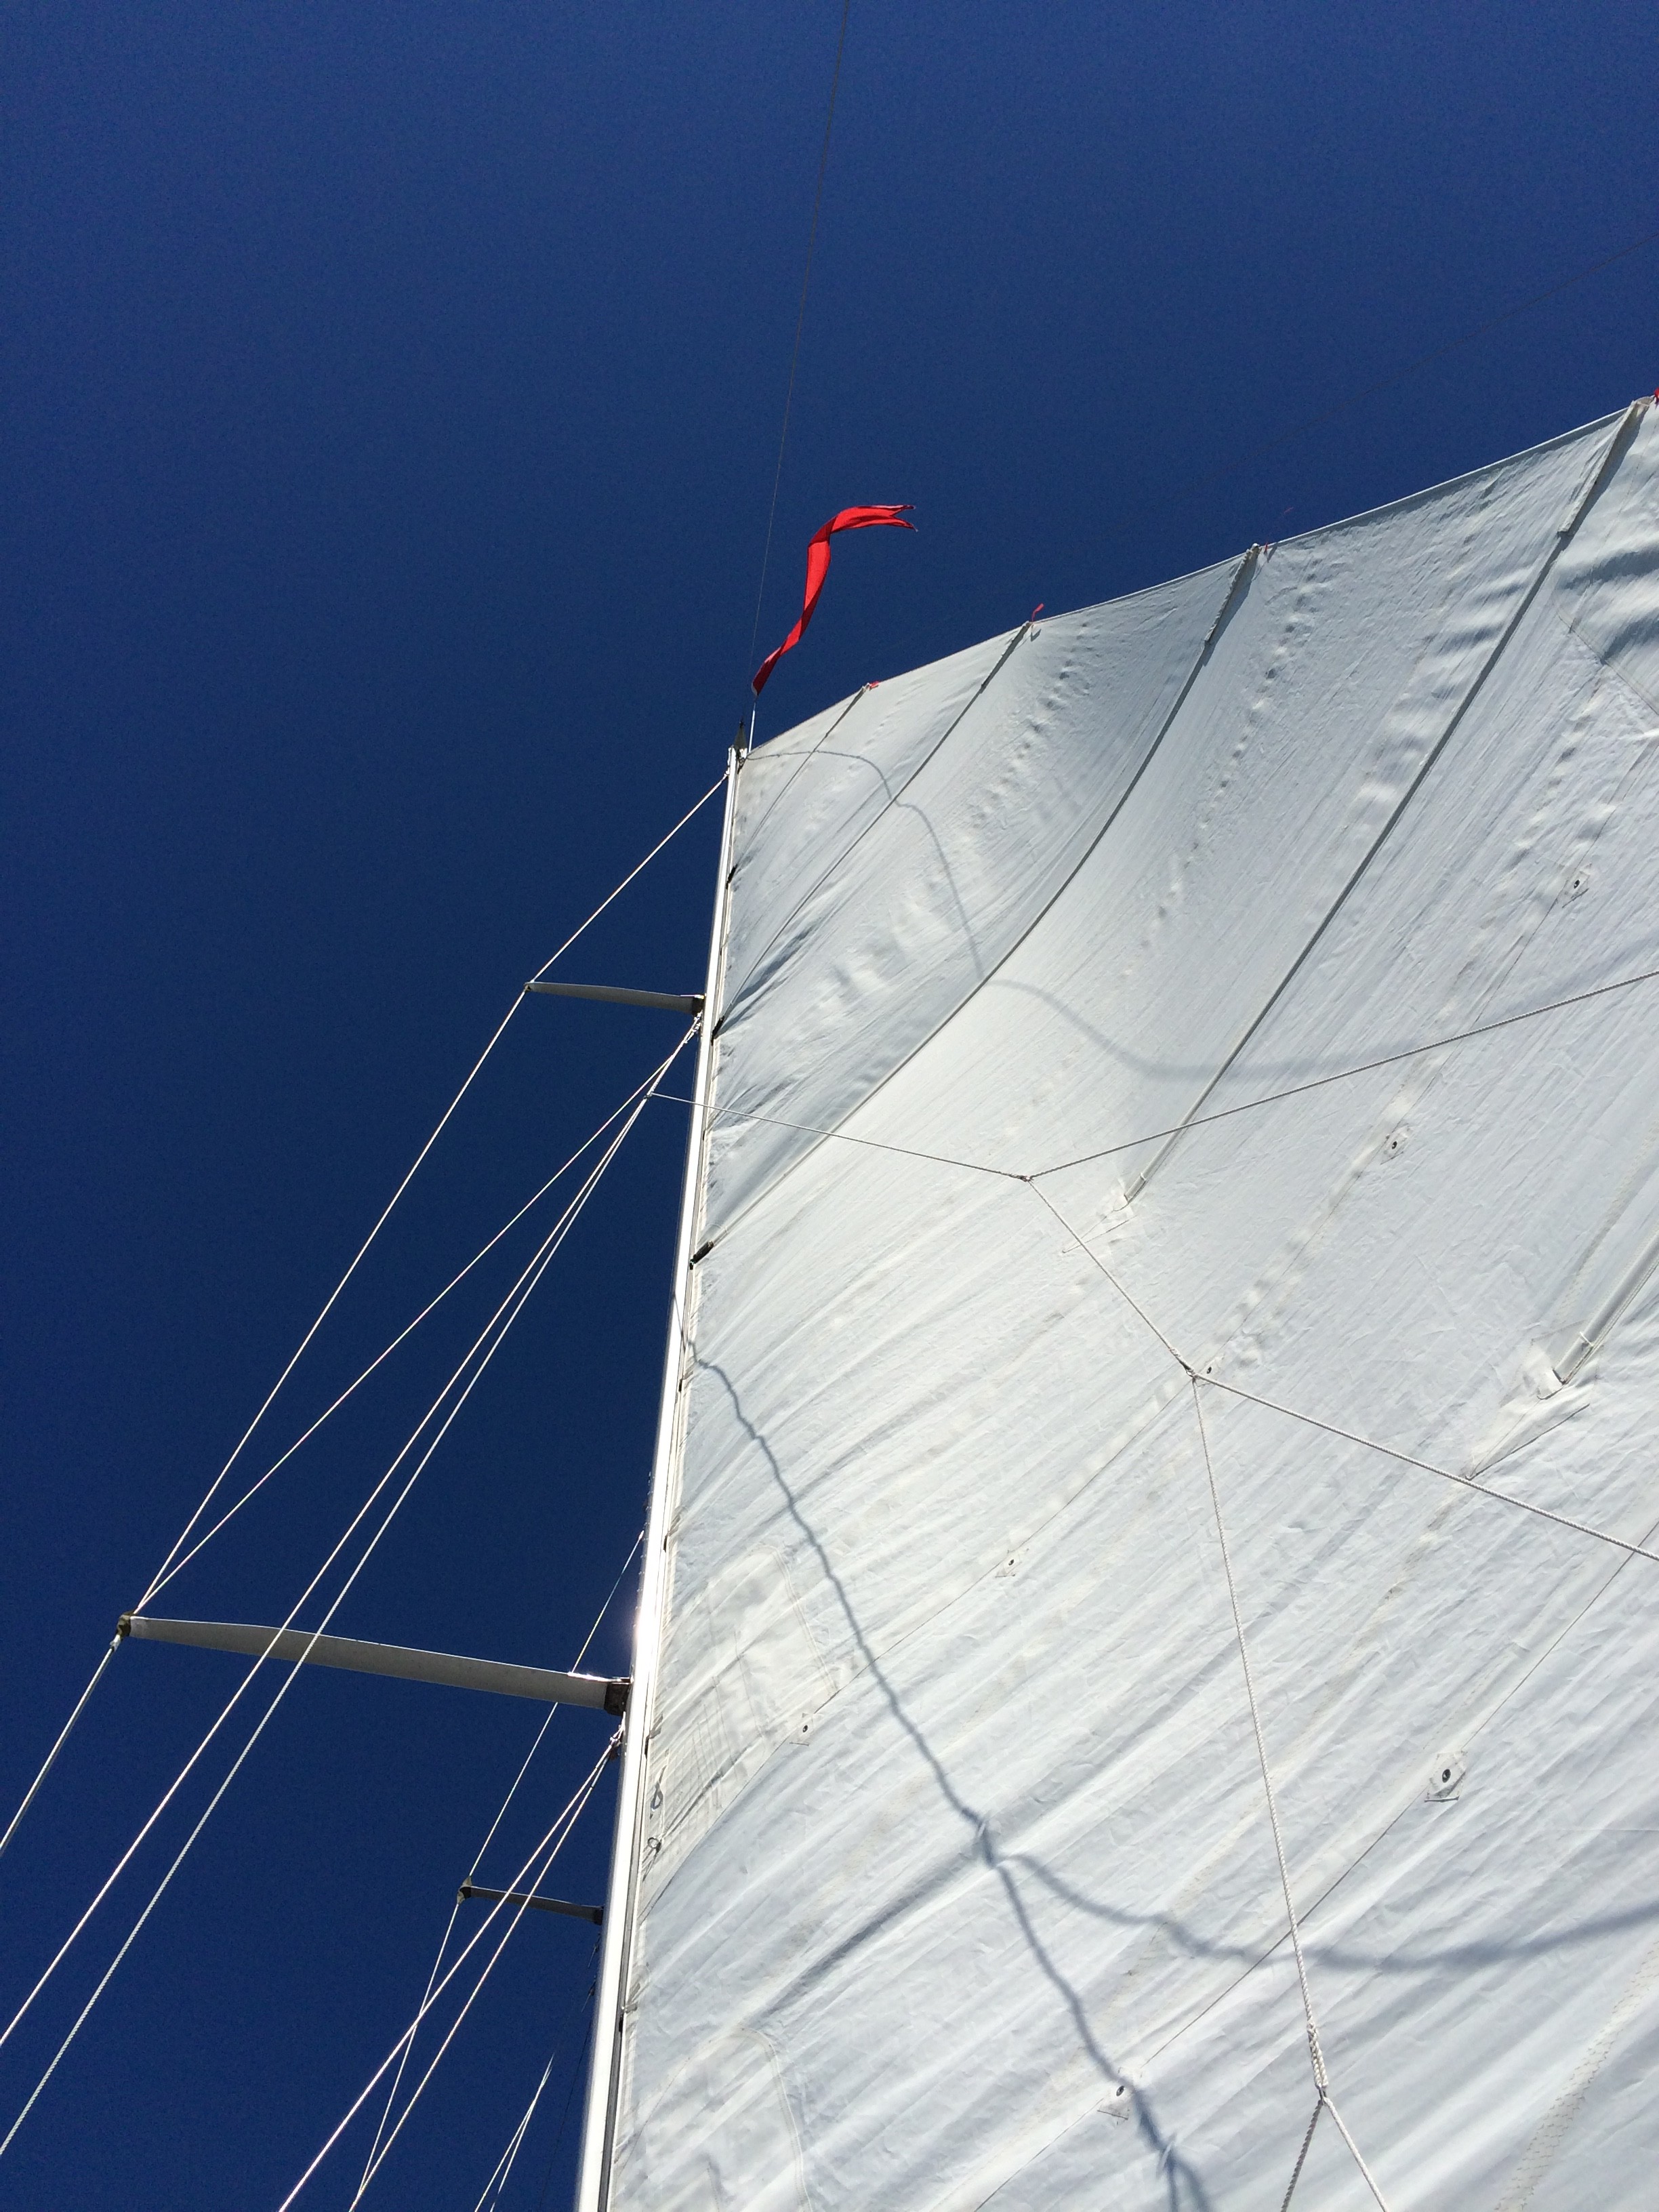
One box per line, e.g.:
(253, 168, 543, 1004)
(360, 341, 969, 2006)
(588, 399, 1659, 2208)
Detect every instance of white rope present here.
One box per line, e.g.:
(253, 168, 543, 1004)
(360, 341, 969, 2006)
(0, 781, 722, 1862)
(0, 1086, 658, 2151)
(356, 1523, 641, 2191)
(1193, 1380, 1395, 2212)
(273, 1743, 613, 2212)
(1279, 2097, 1324, 2209)
(150, 1048, 691, 1605)
(1190, 1378, 1329, 2092)
(1204, 1372, 1659, 1572)
(1324, 2093, 1392, 2211)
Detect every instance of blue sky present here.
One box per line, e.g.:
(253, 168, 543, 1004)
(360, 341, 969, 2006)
(3, 3, 1656, 2205)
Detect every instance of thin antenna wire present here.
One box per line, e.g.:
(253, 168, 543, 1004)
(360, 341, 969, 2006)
(745, 0, 855, 685)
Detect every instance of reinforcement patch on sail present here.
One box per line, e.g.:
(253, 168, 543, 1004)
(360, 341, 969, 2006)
(613, 402, 1659, 2211)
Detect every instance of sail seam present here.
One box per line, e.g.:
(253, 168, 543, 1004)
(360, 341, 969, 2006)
(740, 683, 873, 851)
(1202, 1372, 1659, 1568)
(783, 544, 1258, 1122)
(1126, 1490, 1659, 2109)
(1124, 399, 1645, 1203)
(707, 548, 1256, 1248)
(725, 620, 1033, 1004)
(1028, 957, 1659, 1179)
(1032, 1179, 1659, 1572)
(680, 953, 1659, 1226)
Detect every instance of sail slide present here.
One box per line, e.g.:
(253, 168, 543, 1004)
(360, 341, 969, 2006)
(594, 402, 1659, 2208)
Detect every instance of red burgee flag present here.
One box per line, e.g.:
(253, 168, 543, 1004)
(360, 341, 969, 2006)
(752, 504, 915, 697)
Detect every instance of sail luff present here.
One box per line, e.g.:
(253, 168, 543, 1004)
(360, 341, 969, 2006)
(573, 744, 742, 2212)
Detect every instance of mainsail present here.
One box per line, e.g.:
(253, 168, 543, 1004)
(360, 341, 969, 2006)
(582, 399, 1659, 2208)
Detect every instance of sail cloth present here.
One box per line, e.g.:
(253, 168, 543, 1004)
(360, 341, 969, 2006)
(751, 504, 915, 696)
(613, 404, 1659, 2209)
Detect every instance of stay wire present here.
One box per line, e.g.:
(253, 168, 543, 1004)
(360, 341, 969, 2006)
(348, 1758, 610, 2209)
(0, 780, 722, 1860)
(0, 1076, 661, 2057)
(0, 1077, 663, 2147)
(744, 0, 855, 684)
(473, 1946, 598, 2212)
(356, 1894, 462, 2197)
(0, 1138, 627, 2161)
(527, 772, 728, 989)
(152, 1044, 692, 1606)
(472, 2017, 567, 2212)
(0, 1643, 119, 1867)
(533, 2029, 592, 2212)
(359, 1522, 643, 2190)
(134, 997, 527, 1615)
(274, 1742, 613, 2212)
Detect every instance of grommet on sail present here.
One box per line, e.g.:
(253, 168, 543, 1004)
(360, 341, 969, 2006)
(579, 398, 1659, 2209)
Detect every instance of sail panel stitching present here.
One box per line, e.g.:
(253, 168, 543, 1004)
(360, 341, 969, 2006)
(1125, 400, 1644, 1204)
(1030, 1181, 1659, 1570)
(726, 619, 1033, 1004)
(1028, 958, 1659, 1181)
(739, 684, 872, 850)
(714, 548, 1254, 1227)
(680, 955, 1659, 1269)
